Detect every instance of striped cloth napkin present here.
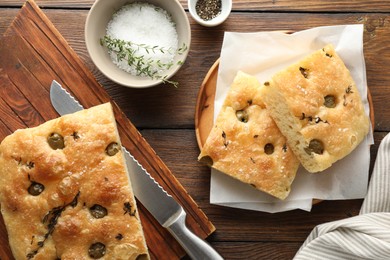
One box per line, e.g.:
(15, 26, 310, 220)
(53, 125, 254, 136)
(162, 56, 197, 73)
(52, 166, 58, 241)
(294, 133, 390, 259)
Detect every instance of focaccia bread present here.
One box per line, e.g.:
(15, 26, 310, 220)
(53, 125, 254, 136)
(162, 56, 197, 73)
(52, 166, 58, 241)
(260, 44, 370, 173)
(198, 71, 300, 200)
(0, 103, 149, 260)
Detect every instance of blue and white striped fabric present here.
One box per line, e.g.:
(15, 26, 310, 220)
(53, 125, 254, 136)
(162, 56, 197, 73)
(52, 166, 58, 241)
(294, 133, 390, 259)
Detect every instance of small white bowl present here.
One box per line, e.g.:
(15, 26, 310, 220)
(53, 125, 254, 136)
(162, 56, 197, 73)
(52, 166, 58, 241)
(188, 0, 232, 27)
(85, 0, 191, 88)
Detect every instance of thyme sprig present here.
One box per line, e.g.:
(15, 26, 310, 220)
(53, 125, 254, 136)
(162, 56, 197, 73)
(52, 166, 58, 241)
(100, 35, 187, 88)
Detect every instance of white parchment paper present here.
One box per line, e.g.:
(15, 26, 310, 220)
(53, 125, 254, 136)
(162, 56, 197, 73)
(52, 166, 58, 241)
(210, 24, 374, 213)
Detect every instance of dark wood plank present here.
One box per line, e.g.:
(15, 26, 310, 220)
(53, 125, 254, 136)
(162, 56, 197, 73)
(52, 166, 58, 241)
(211, 241, 302, 260)
(0, 9, 17, 33)
(0, 75, 29, 130)
(1, 0, 390, 12)
(0, 0, 93, 8)
(230, 0, 390, 12)
(0, 215, 13, 260)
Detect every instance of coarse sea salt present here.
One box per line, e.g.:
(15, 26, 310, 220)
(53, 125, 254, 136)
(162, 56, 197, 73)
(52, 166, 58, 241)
(106, 2, 179, 77)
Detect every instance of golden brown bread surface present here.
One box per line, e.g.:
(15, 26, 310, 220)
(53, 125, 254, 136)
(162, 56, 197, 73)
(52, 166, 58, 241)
(199, 71, 300, 200)
(260, 44, 370, 173)
(0, 103, 149, 260)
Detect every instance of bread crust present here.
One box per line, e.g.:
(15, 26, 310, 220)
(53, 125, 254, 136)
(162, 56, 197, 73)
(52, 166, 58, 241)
(260, 44, 370, 172)
(199, 71, 300, 200)
(0, 103, 149, 260)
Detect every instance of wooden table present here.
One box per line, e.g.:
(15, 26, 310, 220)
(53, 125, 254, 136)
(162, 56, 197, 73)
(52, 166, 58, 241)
(0, 0, 389, 259)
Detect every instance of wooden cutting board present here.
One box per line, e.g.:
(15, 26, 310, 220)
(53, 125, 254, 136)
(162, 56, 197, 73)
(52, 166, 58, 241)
(0, 0, 215, 259)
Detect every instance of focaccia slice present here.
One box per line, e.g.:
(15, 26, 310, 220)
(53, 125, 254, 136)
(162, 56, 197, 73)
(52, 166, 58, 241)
(199, 71, 300, 200)
(260, 44, 370, 173)
(0, 103, 149, 260)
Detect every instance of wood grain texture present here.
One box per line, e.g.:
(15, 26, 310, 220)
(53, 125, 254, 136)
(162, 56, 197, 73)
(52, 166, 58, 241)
(0, 1, 214, 259)
(1, 0, 390, 12)
(0, 0, 389, 259)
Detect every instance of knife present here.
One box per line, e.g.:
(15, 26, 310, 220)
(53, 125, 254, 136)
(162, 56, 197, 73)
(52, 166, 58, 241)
(49, 80, 223, 260)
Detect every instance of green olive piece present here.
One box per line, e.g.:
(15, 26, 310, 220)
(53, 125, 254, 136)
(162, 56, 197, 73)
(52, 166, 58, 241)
(28, 182, 44, 196)
(236, 110, 249, 123)
(48, 133, 65, 150)
(105, 142, 120, 156)
(89, 204, 108, 219)
(89, 242, 106, 259)
(305, 139, 324, 155)
(324, 95, 336, 108)
(264, 143, 274, 155)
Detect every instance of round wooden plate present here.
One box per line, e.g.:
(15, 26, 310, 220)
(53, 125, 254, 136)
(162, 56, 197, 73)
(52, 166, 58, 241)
(195, 59, 375, 204)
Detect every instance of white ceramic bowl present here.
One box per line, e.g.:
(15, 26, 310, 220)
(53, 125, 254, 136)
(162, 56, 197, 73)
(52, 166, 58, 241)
(188, 0, 232, 27)
(85, 0, 191, 88)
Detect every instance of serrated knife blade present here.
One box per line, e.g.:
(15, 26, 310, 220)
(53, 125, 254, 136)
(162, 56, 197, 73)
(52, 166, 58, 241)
(49, 80, 223, 260)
